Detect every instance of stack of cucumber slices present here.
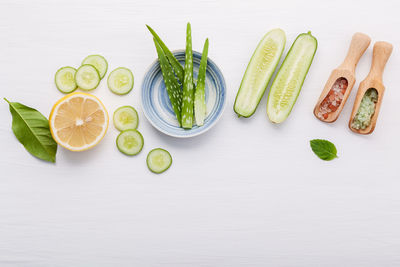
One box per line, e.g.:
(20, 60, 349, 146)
(55, 54, 134, 95)
(114, 106, 143, 155)
(113, 105, 172, 174)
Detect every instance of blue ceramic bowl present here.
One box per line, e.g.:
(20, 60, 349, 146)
(142, 50, 226, 138)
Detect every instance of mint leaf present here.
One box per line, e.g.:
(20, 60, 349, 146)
(310, 139, 338, 161)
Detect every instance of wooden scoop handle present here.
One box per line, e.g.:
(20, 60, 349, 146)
(368, 41, 393, 82)
(339, 32, 371, 72)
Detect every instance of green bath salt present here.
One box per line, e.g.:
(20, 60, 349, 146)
(351, 88, 378, 130)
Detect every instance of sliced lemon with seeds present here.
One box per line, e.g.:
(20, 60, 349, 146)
(49, 92, 109, 151)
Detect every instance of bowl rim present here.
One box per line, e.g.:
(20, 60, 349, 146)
(141, 49, 226, 138)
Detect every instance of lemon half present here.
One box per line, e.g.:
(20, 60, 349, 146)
(49, 92, 109, 151)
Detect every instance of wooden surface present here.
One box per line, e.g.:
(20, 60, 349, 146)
(314, 33, 371, 122)
(1, 0, 400, 266)
(349, 41, 393, 134)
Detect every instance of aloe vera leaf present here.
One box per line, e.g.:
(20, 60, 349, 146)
(181, 23, 194, 129)
(194, 38, 209, 126)
(146, 25, 184, 83)
(153, 39, 182, 125)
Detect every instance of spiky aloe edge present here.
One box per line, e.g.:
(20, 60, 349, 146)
(194, 38, 209, 126)
(181, 23, 194, 129)
(153, 38, 183, 125)
(147, 25, 185, 83)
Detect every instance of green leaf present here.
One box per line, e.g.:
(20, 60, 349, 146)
(4, 98, 57, 163)
(146, 24, 185, 83)
(310, 139, 338, 161)
(194, 38, 209, 126)
(181, 22, 194, 129)
(153, 38, 183, 125)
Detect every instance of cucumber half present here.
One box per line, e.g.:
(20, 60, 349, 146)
(146, 148, 172, 174)
(55, 66, 77, 93)
(82, 55, 108, 79)
(108, 67, 134, 95)
(75, 64, 100, 91)
(267, 31, 317, 123)
(116, 129, 144, 156)
(234, 29, 286, 117)
(113, 106, 139, 131)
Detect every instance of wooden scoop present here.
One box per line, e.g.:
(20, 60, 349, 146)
(314, 33, 371, 122)
(348, 41, 393, 134)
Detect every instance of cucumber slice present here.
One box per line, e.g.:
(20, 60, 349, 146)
(146, 148, 172, 174)
(234, 29, 286, 117)
(82, 55, 108, 79)
(267, 31, 317, 123)
(113, 106, 139, 131)
(108, 67, 134, 95)
(55, 66, 77, 93)
(116, 129, 144, 156)
(75, 64, 100, 91)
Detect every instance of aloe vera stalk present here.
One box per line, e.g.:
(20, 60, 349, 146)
(194, 38, 209, 126)
(153, 39, 182, 125)
(146, 25, 184, 83)
(181, 23, 194, 129)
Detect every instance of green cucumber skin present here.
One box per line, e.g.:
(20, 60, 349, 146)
(107, 67, 134, 95)
(233, 29, 286, 118)
(146, 25, 185, 83)
(116, 129, 144, 156)
(146, 148, 172, 174)
(181, 23, 194, 129)
(194, 38, 209, 126)
(153, 38, 183, 125)
(75, 64, 100, 91)
(267, 31, 318, 123)
(82, 55, 108, 79)
(113, 105, 139, 131)
(55, 66, 77, 94)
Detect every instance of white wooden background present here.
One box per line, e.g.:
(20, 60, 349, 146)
(1, 0, 399, 266)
